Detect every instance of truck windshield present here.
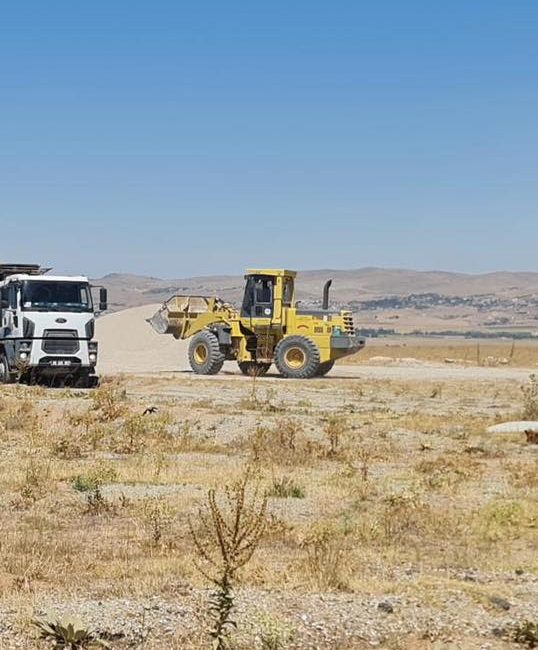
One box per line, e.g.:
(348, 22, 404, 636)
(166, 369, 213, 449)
(22, 281, 93, 312)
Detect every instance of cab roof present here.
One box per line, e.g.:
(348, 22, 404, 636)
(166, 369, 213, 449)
(1, 274, 89, 284)
(245, 269, 297, 278)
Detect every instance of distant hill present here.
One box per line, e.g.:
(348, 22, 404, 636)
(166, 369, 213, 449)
(94, 267, 538, 311)
(91, 268, 538, 335)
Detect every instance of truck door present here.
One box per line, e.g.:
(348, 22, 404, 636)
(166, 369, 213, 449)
(0, 285, 17, 333)
(0, 286, 7, 334)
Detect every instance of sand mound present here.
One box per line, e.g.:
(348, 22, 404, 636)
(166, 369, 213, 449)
(95, 304, 190, 375)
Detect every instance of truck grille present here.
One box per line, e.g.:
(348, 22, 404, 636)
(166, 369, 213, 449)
(342, 313, 355, 335)
(42, 330, 79, 354)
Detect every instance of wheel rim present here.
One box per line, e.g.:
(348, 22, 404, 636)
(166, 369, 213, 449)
(285, 347, 306, 369)
(194, 343, 208, 364)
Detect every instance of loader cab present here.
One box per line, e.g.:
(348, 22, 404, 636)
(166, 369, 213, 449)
(240, 269, 296, 322)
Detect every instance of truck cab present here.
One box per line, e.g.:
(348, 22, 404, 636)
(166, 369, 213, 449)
(0, 264, 107, 386)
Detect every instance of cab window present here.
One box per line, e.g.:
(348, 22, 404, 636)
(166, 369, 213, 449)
(241, 275, 275, 318)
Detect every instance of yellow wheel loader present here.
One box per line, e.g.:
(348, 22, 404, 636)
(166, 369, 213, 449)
(148, 269, 365, 378)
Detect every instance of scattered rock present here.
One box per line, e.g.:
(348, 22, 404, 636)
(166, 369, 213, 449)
(487, 421, 538, 434)
(377, 601, 394, 614)
(491, 626, 506, 638)
(489, 595, 511, 611)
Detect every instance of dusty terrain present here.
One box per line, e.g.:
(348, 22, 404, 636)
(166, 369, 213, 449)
(0, 309, 537, 649)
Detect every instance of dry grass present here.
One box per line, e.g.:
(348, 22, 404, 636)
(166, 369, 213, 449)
(344, 337, 538, 368)
(0, 361, 537, 648)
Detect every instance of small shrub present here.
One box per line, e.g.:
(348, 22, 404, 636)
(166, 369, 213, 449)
(300, 523, 348, 591)
(323, 415, 348, 457)
(51, 432, 86, 459)
(275, 418, 301, 450)
(382, 492, 430, 543)
(141, 497, 175, 548)
(512, 619, 538, 648)
(521, 374, 538, 419)
(19, 458, 52, 503)
(34, 612, 110, 649)
(240, 386, 282, 413)
(91, 379, 127, 421)
(257, 613, 294, 650)
(415, 454, 481, 491)
(502, 460, 538, 489)
(2, 399, 37, 432)
(119, 414, 148, 453)
(477, 499, 526, 542)
(72, 465, 117, 514)
(248, 422, 316, 465)
(268, 476, 305, 499)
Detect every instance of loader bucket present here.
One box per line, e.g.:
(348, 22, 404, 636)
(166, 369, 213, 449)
(147, 295, 232, 340)
(147, 308, 171, 335)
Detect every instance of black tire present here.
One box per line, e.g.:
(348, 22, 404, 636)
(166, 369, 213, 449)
(188, 330, 225, 375)
(315, 360, 335, 377)
(238, 361, 271, 377)
(0, 355, 16, 384)
(274, 336, 320, 379)
(74, 373, 100, 389)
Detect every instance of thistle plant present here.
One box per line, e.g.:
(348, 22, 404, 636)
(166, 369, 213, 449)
(33, 612, 110, 649)
(189, 467, 267, 649)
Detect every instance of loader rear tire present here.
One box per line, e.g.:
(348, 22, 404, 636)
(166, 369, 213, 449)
(238, 361, 271, 377)
(315, 360, 335, 377)
(274, 336, 320, 379)
(188, 331, 225, 375)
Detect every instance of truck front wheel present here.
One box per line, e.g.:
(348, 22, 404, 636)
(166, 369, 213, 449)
(0, 355, 16, 384)
(188, 331, 225, 375)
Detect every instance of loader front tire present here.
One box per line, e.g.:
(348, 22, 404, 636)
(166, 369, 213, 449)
(238, 361, 271, 377)
(315, 360, 335, 377)
(188, 331, 225, 375)
(274, 336, 320, 379)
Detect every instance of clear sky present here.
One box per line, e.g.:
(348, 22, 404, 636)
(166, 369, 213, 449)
(1, 1, 537, 278)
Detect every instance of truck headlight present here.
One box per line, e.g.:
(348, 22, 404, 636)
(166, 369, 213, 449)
(19, 352, 28, 360)
(19, 341, 32, 351)
(88, 342, 98, 364)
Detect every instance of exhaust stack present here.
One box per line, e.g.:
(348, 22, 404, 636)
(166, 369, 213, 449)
(322, 279, 332, 310)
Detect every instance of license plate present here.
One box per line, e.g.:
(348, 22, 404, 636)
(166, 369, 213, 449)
(50, 360, 71, 367)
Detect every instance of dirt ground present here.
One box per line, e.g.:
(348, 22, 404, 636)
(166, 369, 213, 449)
(0, 354, 537, 649)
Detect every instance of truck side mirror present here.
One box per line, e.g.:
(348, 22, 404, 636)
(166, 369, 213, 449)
(99, 288, 108, 312)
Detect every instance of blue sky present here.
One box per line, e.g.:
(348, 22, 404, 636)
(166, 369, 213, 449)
(1, 1, 537, 278)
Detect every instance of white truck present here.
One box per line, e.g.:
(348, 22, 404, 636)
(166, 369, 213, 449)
(0, 263, 107, 387)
